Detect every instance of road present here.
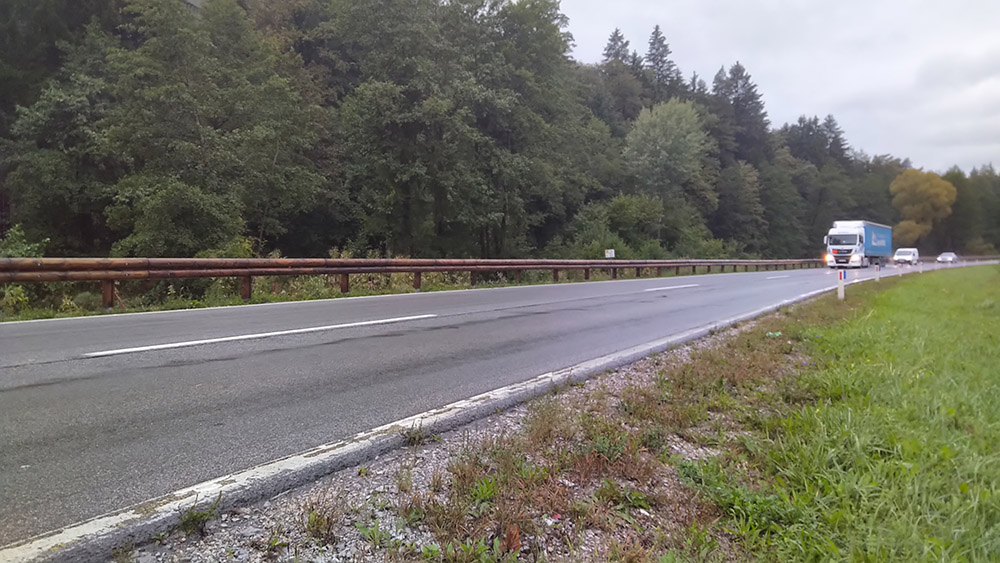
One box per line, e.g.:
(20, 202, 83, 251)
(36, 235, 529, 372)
(0, 262, 958, 545)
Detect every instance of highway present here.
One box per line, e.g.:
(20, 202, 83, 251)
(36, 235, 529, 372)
(0, 263, 955, 545)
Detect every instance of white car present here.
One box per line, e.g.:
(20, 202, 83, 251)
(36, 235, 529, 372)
(893, 248, 919, 265)
(936, 252, 958, 263)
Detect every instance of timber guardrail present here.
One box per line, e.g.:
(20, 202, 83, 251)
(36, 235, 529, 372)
(1, 257, 828, 308)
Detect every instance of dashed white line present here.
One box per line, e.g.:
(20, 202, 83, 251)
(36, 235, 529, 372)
(766, 275, 790, 279)
(642, 284, 700, 292)
(84, 314, 438, 358)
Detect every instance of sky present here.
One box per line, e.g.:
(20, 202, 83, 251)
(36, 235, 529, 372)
(558, 0, 1000, 173)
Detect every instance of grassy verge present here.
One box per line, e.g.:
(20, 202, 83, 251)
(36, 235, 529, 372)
(0, 264, 747, 322)
(680, 264, 1000, 560)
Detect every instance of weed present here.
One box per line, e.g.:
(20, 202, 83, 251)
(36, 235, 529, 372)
(402, 423, 431, 446)
(357, 465, 370, 477)
(470, 475, 498, 504)
(303, 505, 338, 543)
(356, 520, 393, 548)
(177, 493, 222, 536)
(430, 469, 445, 493)
(396, 466, 413, 493)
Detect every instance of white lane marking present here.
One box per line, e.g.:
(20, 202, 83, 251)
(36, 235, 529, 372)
(642, 284, 700, 292)
(766, 275, 790, 279)
(84, 314, 437, 358)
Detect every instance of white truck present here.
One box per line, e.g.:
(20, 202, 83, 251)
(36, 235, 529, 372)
(823, 220, 892, 268)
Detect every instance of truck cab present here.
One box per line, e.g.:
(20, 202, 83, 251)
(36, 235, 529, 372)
(823, 221, 892, 268)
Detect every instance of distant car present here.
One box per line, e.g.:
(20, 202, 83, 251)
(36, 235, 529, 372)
(893, 248, 919, 265)
(936, 252, 958, 263)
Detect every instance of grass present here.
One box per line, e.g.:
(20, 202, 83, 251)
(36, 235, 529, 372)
(177, 493, 222, 536)
(679, 265, 1000, 560)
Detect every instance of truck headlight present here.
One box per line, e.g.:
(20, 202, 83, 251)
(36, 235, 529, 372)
(824, 254, 834, 262)
(850, 254, 861, 262)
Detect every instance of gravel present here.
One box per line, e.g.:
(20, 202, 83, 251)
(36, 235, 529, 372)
(120, 323, 756, 563)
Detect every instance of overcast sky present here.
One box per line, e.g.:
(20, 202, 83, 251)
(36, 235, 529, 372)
(559, 0, 1000, 173)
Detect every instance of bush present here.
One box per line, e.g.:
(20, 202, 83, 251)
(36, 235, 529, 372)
(1, 285, 30, 316)
(72, 291, 104, 311)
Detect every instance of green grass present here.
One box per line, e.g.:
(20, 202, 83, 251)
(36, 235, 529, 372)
(682, 266, 1000, 560)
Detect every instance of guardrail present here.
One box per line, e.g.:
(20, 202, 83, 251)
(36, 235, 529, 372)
(1, 257, 825, 308)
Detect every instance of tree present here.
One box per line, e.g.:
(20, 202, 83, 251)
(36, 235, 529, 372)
(644, 25, 681, 103)
(602, 28, 629, 63)
(711, 161, 767, 252)
(758, 148, 807, 257)
(3, 24, 121, 255)
(713, 62, 770, 166)
(889, 169, 957, 246)
(101, 0, 325, 256)
(624, 100, 717, 243)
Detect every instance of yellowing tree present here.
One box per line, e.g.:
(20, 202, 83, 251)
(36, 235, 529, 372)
(890, 169, 957, 246)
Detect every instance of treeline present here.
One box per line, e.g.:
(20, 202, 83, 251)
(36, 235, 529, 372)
(1, 0, 998, 260)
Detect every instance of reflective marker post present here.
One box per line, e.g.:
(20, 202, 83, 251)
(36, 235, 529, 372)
(875, 263, 881, 282)
(837, 270, 846, 301)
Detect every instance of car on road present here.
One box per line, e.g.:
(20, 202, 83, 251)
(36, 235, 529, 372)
(936, 252, 958, 263)
(893, 248, 919, 265)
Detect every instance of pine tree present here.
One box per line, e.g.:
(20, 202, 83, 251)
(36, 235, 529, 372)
(602, 28, 630, 63)
(645, 25, 681, 103)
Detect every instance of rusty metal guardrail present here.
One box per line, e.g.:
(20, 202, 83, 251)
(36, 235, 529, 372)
(1, 257, 828, 308)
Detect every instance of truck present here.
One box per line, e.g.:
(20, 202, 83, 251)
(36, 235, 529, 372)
(823, 220, 892, 268)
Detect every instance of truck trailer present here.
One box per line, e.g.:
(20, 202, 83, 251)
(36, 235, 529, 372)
(823, 220, 892, 268)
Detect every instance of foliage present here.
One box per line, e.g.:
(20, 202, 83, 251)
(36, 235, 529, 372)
(890, 169, 958, 245)
(2, 2, 999, 264)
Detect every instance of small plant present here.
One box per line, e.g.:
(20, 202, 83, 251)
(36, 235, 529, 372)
(178, 493, 222, 535)
(421, 543, 442, 560)
(396, 466, 413, 493)
(430, 469, 445, 493)
(304, 505, 337, 543)
(357, 465, 370, 477)
(402, 423, 429, 446)
(470, 475, 498, 505)
(255, 525, 289, 555)
(151, 531, 169, 545)
(356, 520, 393, 548)
(398, 494, 427, 526)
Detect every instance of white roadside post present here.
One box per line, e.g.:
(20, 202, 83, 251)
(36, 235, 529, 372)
(875, 263, 881, 282)
(837, 270, 846, 301)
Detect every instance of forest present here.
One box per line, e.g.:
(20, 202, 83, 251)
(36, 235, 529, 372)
(1, 0, 998, 261)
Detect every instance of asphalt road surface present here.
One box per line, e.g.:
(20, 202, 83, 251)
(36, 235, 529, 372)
(0, 262, 967, 545)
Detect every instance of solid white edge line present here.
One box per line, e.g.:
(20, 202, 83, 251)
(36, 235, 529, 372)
(83, 314, 437, 358)
(642, 284, 700, 292)
(765, 275, 790, 279)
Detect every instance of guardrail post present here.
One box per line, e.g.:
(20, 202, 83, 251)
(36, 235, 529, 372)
(101, 280, 115, 309)
(612, 268, 618, 279)
(675, 266, 680, 276)
(706, 265, 712, 273)
(470, 271, 477, 286)
(515, 270, 522, 284)
(691, 265, 696, 274)
(584, 268, 590, 280)
(553, 269, 559, 283)
(656, 267, 662, 277)
(240, 276, 252, 301)
(635, 267, 641, 278)
(413, 272, 421, 290)
(339, 273, 350, 294)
